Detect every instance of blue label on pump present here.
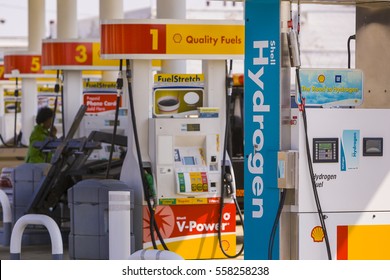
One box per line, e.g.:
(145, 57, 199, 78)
(278, 159, 285, 179)
(341, 130, 360, 171)
(244, 0, 280, 260)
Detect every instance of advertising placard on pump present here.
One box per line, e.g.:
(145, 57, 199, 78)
(37, 86, 62, 113)
(296, 68, 363, 107)
(3, 89, 21, 114)
(153, 74, 205, 117)
(82, 81, 123, 115)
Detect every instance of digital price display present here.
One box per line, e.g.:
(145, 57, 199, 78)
(313, 138, 339, 163)
(187, 123, 200, 132)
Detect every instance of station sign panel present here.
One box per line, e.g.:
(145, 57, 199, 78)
(42, 40, 120, 70)
(3, 54, 44, 77)
(100, 19, 244, 59)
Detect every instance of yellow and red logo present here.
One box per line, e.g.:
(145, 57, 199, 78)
(318, 74, 326, 83)
(311, 226, 325, 242)
(0, 64, 6, 80)
(233, 73, 244, 86)
(143, 204, 236, 259)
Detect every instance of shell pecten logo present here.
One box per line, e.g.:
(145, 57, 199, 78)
(173, 33, 182, 43)
(318, 74, 326, 83)
(311, 226, 325, 242)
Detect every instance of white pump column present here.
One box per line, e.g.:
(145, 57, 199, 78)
(100, 0, 124, 82)
(57, 0, 81, 136)
(100, 0, 123, 19)
(120, 0, 187, 250)
(27, 0, 45, 78)
(21, 0, 45, 145)
(0, 84, 5, 140)
(157, 0, 186, 73)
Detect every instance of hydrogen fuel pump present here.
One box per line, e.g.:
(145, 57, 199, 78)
(268, 2, 332, 260)
(264, 1, 390, 260)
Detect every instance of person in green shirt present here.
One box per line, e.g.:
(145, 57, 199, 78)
(25, 107, 57, 163)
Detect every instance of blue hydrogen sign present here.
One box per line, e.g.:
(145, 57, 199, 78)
(244, 0, 280, 260)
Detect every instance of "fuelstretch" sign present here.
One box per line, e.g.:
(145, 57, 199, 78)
(244, 0, 280, 260)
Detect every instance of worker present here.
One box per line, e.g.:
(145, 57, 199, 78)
(25, 107, 57, 163)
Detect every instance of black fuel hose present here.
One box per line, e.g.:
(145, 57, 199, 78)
(268, 189, 287, 259)
(218, 60, 244, 258)
(106, 60, 123, 179)
(296, 68, 332, 260)
(125, 59, 168, 251)
(347, 34, 356, 69)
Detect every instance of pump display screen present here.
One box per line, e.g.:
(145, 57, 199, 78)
(183, 156, 196, 165)
(105, 120, 120, 126)
(363, 138, 383, 156)
(313, 138, 339, 163)
(318, 143, 332, 150)
(186, 124, 200, 131)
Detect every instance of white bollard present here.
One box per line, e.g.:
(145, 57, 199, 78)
(109, 191, 131, 260)
(0, 189, 12, 246)
(10, 214, 63, 260)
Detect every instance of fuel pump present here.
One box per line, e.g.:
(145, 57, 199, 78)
(99, 18, 245, 260)
(147, 71, 237, 259)
(80, 80, 128, 162)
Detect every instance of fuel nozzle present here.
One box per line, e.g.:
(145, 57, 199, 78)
(224, 172, 236, 198)
(54, 83, 60, 93)
(145, 170, 157, 209)
(287, 29, 301, 68)
(116, 70, 123, 96)
(226, 68, 233, 97)
(54, 71, 61, 93)
(125, 59, 132, 80)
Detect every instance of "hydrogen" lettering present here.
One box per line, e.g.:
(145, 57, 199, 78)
(248, 40, 271, 219)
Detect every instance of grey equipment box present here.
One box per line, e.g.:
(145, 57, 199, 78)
(11, 163, 55, 245)
(68, 179, 134, 260)
(13, 163, 51, 221)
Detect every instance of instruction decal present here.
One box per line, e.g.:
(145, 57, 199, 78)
(341, 130, 360, 171)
